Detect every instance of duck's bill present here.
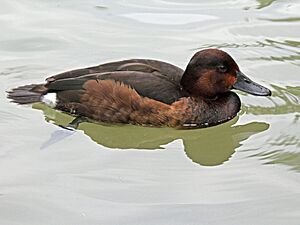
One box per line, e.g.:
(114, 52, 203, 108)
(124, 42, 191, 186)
(233, 71, 271, 96)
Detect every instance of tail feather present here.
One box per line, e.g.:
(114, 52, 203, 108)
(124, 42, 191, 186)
(7, 84, 47, 104)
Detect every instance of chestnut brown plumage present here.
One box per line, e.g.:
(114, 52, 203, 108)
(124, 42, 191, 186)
(7, 49, 271, 128)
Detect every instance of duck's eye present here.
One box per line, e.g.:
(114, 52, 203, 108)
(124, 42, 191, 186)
(217, 65, 227, 73)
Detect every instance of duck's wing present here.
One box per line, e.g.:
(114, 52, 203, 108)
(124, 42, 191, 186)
(46, 70, 185, 105)
(46, 59, 183, 84)
(45, 59, 185, 104)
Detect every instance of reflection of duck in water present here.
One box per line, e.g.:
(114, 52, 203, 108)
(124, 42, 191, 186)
(35, 104, 269, 166)
(8, 49, 271, 128)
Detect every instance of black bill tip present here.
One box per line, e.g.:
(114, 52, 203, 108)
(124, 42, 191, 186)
(233, 71, 271, 96)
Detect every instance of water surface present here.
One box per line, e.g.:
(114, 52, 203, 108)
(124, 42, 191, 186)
(0, 0, 300, 224)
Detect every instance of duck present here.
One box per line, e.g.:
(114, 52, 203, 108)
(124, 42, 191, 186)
(7, 49, 271, 128)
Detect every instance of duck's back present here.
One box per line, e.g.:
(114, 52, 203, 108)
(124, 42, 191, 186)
(45, 59, 185, 104)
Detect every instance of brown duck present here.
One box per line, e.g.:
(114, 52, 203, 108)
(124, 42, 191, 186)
(7, 49, 271, 128)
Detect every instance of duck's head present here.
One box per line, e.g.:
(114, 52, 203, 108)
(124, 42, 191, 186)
(181, 49, 271, 99)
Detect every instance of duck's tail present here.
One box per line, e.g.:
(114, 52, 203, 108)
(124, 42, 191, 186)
(7, 84, 47, 104)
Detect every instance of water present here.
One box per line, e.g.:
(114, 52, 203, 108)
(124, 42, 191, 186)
(0, 0, 300, 224)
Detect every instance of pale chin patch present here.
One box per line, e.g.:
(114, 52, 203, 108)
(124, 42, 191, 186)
(41, 93, 57, 108)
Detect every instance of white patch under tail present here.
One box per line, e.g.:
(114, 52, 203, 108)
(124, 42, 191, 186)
(41, 93, 57, 108)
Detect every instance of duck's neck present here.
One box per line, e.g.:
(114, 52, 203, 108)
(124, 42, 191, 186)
(180, 69, 218, 99)
(169, 92, 241, 128)
(180, 69, 200, 96)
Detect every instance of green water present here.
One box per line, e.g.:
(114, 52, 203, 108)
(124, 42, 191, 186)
(0, 0, 299, 224)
